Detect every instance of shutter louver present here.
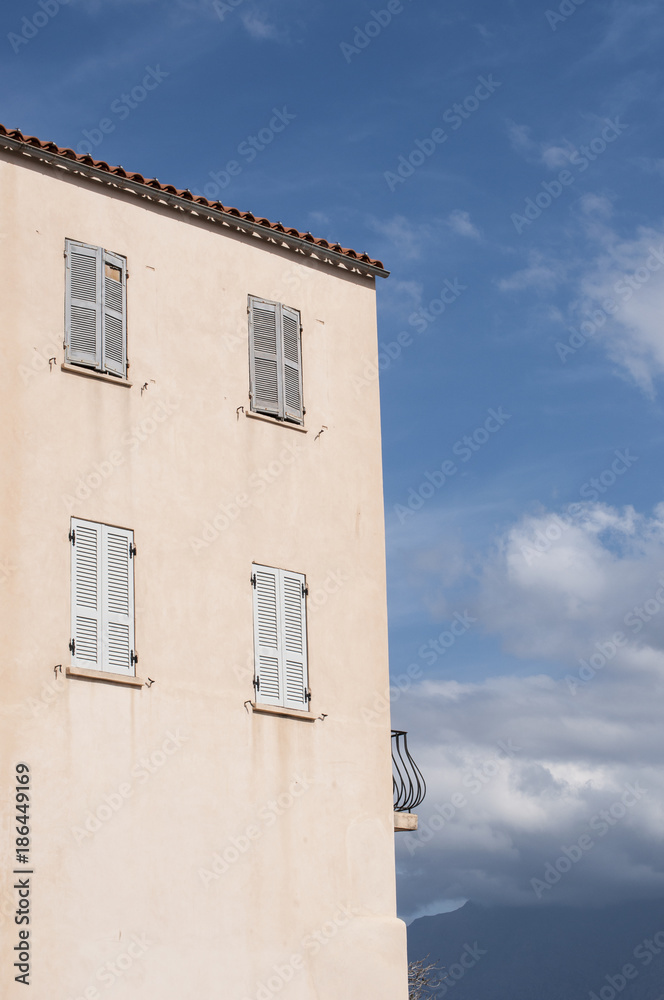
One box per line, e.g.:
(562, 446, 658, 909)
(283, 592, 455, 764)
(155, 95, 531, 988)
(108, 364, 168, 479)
(101, 252, 126, 377)
(102, 526, 134, 674)
(252, 565, 282, 706)
(281, 307, 303, 423)
(65, 241, 101, 368)
(70, 520, 135, 675)
(71, 519, 102, 669)
(252, 565, 308, 710)
(249, 297, 281, 417)
(281, 571, 308, 709)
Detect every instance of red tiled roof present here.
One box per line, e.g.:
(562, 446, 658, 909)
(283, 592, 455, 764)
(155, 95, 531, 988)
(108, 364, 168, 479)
(0, 123, 387, 275)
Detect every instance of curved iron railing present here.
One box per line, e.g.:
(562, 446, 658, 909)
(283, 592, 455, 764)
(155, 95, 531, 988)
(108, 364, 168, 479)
(391, 730, 426, 812)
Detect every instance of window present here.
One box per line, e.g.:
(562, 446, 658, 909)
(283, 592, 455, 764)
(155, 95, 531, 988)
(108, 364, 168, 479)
(70, 518, 136, 675)
(248, 296, 303, 423)
(65, 239, 127, 378)
(252, 564, 309, 710)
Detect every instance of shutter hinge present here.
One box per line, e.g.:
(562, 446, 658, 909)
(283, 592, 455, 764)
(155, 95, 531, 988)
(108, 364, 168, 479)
(305, 688, 311, 704)
(131, 650, 139, 665)
(69, 639, 75, 654)
(302, 583, 308, 597)
(251, 573, 257, 588)
(68, 529, 75, 545)
(253, 676, 260, 692)
(129, 543, 137, 558)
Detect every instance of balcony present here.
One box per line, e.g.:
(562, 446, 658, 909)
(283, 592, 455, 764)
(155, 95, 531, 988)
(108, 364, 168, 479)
(392, 730, 426, 832)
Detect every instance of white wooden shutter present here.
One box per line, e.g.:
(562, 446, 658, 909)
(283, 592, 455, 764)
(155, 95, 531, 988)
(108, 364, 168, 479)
(252, 564, 282, 706)
(280, 570, 308, 710)
(281, 306, 303, 424)
(102, 525, 135, 674)
(249, 297, 281, 417)
(70, 519, 102, 670)
(65, 241, 102, 368)
(101, 252, 127, 378)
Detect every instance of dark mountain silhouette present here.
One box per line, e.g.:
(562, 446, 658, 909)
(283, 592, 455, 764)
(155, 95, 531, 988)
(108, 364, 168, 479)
(407, 899, 664, 999)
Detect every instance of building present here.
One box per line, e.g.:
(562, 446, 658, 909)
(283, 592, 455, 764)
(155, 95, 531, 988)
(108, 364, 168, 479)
(0, 123, 412, 999)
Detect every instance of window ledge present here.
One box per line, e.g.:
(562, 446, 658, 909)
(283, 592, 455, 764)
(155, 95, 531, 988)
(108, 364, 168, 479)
(245, 410, 307, 433)
(394, 812, 418, 832)
(61, 364, 132, 388)
(250, 702, 316, 722)
(66, 665, 144, 687)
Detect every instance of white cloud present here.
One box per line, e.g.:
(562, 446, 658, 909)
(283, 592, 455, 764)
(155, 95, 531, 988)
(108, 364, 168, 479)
(540, 144, 570, 169)
(241, 9, 287, 41)
(507, 121, 575, 170)
(447, 210, 481, 241)
(507, 121, 534, 157)
(366, 214, 440, 261)
(395, 501, 664, 918)
(571, 222, 664, 395)
(579, 193, 613, 218)
(498, 252, 566, 292)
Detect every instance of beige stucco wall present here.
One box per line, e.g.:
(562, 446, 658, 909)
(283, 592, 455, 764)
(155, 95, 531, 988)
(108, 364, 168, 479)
(0, 149, 407, 999)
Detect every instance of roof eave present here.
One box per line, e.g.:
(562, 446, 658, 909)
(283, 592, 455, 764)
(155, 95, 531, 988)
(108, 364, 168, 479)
(0, 133, 390, 280)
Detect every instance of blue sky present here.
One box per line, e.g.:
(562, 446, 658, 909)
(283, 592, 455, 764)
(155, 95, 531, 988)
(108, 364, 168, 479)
(5, 0, 664, 923)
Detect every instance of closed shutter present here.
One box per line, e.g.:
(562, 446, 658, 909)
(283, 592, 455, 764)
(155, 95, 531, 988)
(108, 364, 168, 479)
(65, 241, 101, 368)
(70, 519, 102, 670)
(281, 570, 308, 710)
(249, 297, 281, 417)
(101, 251, 127, 378)
(102, 525, 135, 674)
(253, 565, 282, 706)
(281, 306, 303, 424)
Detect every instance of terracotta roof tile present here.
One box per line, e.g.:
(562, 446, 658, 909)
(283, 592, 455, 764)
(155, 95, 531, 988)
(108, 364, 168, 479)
(0, 124, 386, 274)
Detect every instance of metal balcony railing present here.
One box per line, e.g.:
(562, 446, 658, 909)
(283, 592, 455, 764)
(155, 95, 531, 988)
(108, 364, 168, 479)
(391, 730, 426, 812)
